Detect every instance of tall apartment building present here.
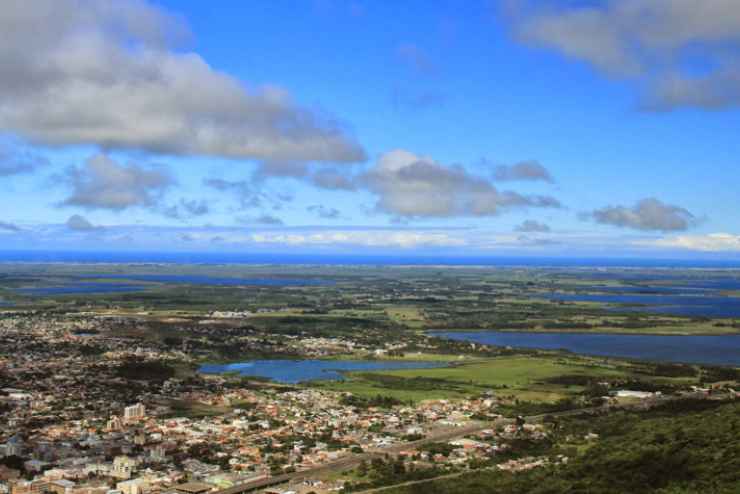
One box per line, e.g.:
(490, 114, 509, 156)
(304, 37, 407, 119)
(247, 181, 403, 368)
(123, 403, 145, 421)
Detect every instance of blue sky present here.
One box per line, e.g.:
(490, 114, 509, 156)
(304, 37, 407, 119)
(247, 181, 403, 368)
(2, 0, 740, 258)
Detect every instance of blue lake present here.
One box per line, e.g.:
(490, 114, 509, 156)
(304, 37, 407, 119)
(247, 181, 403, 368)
(436, 331, 740, 366)
(16, 283, 147, 296)
(546, 292, 740, 318)
(11, 275, 333, 296)
(199, 359, 446, 383)
(677, 280, 740, 291)
(577, 285, 711, 294)
(88, 274, 333, 286)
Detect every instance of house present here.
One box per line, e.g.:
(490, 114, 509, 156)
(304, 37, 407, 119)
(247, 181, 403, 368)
(116, 478, 148, 494)
(111, 456, 136, 480)
(48, 480, 76, 494)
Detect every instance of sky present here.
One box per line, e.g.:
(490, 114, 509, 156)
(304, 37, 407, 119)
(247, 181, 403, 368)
(1, 0, 740, 259)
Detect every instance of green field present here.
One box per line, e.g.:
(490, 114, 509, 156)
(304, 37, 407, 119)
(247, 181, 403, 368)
(384, 305, 427, 328)
(313, 355, 633, 404)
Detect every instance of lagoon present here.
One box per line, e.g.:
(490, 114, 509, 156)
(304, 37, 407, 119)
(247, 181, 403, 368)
(89, 274, 334, 286)
(546, 292, 740, 318)
(16, 282, 148, 296)
(199, 359, 445, 383)
(436, 331, 740, 366)
(12, 275, 333, 296)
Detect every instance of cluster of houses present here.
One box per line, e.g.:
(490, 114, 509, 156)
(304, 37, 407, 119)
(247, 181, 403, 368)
(1, 382, 553, 494)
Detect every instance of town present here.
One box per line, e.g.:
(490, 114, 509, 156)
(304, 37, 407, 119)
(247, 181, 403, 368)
(2, 299, 738, 494)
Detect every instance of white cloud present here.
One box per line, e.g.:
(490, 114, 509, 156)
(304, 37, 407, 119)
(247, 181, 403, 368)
(361, 149, 561, 218)
(586, 198, 697, 232)
(250, 230, 467, 249)
(0, 0, 365, 163)
(642, 233, 740, 252)
(5, 222, 701, 256)
(62, 153, 173, 210)
(510, 0, 740, 110)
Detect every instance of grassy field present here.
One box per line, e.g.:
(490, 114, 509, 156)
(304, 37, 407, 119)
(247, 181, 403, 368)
(313, 355, 632, 404)
(384, 305, 426, 328)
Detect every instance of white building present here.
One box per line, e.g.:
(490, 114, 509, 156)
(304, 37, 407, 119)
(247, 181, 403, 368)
(123, 403, 145, 421)
(116, 478, 148, 494)
(111, 456, 136, 480)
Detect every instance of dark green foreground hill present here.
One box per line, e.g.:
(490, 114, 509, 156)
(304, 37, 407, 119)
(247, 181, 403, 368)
(386, 400, 740, 494)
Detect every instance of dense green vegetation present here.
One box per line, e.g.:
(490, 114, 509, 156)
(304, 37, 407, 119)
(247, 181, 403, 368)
(114, 359, 176, 382)
(339, 393, 406, 408)
(383, 401, 740, 494)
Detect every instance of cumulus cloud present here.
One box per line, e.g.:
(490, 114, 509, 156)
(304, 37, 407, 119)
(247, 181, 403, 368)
(65, 214, 100, 231)
(61, 154, 173, 210)
(361, 149, 561, 218)
(308, 205, 341, 220)
(587, 198, 697, 232)
(509, 0, 740, 110)
(647, 71, 740, 111)
(0, 0, 365, 162)
(644, 233, 740, 252)
(515, 220, 551, 233)
(0, 142, 49, 176)
(492, 161, 554, 183)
